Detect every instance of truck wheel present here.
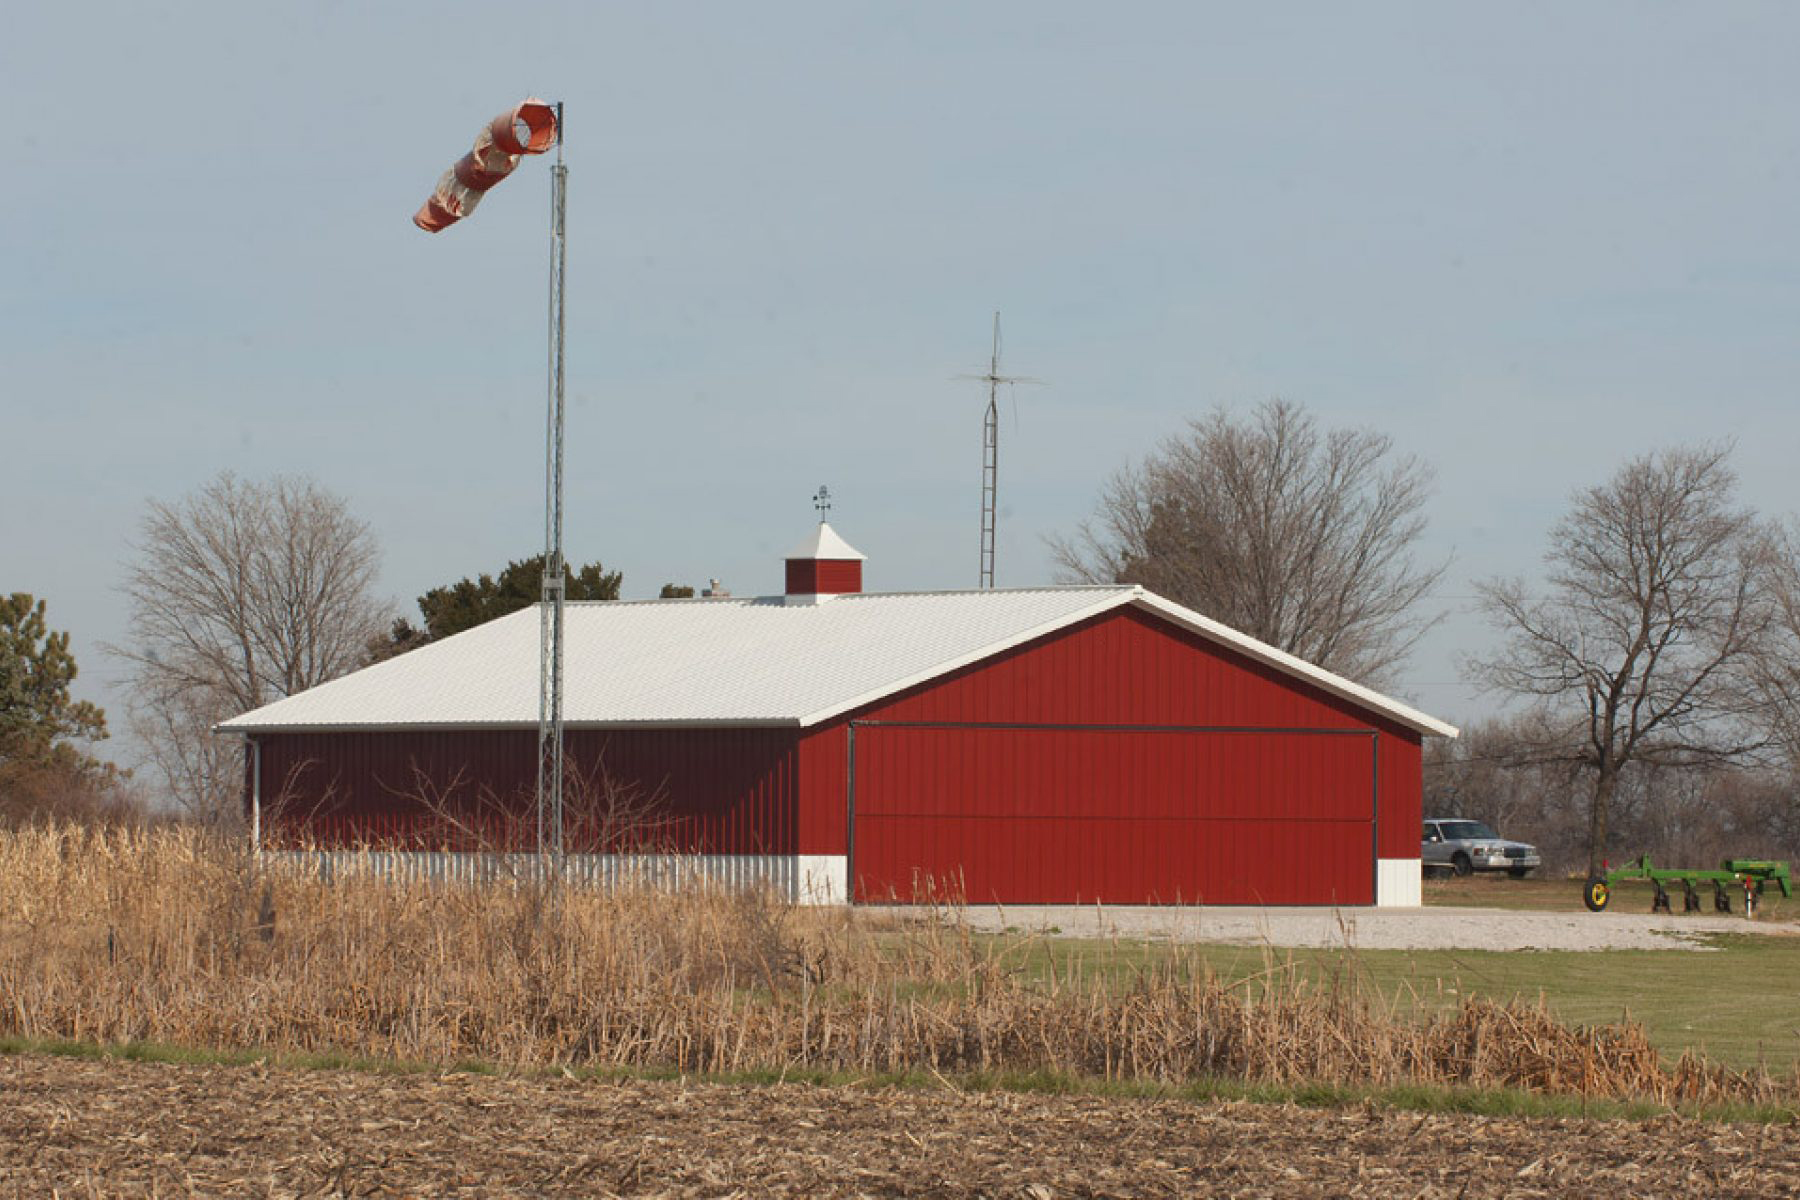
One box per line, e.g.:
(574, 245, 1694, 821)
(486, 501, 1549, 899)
(1584, 878, 1610, 912)
(1452, 853, 1473, 877)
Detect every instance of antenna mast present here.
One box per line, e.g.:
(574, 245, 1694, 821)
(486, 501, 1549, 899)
(966, 313, 1037, 588)
(536, 106, 568, 869)
(979, 315, 999, 588)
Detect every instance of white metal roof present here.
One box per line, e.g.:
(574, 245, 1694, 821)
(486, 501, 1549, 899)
(783, 522, 866, 561)
(217, 585, 1458, 738)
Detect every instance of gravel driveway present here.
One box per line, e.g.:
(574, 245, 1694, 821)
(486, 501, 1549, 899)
(869, 904, 1799, 951)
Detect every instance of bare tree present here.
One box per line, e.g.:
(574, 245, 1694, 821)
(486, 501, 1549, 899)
(126, 684, 243, 827)
(1423, 711, 1584, 842)
(1051, 399, 1445, 684)
(1471, 444, 1785, 877)
(1753, 521, 1800, 763)
(1420, 711, 1799, 876)
(113, 472, 390, 823)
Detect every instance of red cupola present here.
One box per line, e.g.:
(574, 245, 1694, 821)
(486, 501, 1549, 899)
(784, 522, 866, 600)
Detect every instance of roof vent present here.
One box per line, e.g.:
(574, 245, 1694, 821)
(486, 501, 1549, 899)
(784, 521, 865, 602)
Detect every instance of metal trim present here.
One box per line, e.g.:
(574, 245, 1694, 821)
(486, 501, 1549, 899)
(249, 735, 262, 856)
(1370, 731, 1380, 905)
(851, 720, 1377, 736)
(845, 723, 858, 902)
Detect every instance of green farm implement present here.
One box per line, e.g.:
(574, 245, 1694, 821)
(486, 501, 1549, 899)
(1583, 857, 1792, 915)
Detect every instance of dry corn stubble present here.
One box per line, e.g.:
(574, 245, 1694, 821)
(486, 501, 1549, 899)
(0, 824, 1791, 1106)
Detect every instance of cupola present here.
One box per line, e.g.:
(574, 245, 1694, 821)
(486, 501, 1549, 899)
(784, 521, 866, 601)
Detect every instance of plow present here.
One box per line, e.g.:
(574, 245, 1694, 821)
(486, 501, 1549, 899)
(1584, 856, 1792, 915)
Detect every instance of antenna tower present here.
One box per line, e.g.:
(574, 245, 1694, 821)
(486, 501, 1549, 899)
(962, 312, 1037, 588)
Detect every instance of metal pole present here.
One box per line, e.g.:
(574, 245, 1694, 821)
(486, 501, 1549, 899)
(249, 736, 261, 858)
(536, 122, 568, 876)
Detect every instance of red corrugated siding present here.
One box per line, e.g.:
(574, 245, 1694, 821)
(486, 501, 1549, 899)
(796, 607, 1422, 903)
(859, 608, 1399, 730)
(849, 726, 1375, 904)
(785, 559, 862, 595)
(256, 727, 799, 854)
(798, 726, 848, 854)
(1376, 732, 1422, 861)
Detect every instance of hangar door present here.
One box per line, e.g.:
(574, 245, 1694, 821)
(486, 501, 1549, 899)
(850, 723, 1376, 905)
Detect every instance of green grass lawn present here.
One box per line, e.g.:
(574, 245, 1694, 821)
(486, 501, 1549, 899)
(994, 929, 1800, 1075)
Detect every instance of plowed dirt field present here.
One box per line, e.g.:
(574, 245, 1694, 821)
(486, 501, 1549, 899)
(3, 1054, 1795, 1197)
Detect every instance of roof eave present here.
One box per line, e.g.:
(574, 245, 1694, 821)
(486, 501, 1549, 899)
(1124, 592, 1460, 739)
(215, 717, 808, 736)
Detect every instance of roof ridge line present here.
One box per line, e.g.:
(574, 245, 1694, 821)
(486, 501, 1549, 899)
(562, 584, 1136, 607)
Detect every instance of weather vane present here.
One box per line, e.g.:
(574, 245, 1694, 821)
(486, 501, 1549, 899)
(813, 485, 832, 521)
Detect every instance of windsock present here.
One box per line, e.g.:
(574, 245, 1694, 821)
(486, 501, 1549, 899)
(414, 100, 559, 233)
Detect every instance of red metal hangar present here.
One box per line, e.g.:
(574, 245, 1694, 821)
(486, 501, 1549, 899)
(219, 524, 1457, 907)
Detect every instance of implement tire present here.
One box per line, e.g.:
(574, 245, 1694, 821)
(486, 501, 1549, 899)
(1584, 878, 1610, 912)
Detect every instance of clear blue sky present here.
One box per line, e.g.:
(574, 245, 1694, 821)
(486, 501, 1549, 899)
(5, 3, 1797, 774)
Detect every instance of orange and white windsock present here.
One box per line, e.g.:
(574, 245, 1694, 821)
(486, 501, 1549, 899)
(413, 100, 559, 233)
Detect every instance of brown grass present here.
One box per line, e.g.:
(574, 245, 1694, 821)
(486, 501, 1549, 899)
(1, 824, 1792, 1108)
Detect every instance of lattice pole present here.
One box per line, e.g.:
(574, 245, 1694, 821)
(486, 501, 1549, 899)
(535, 119, 568, 870)
(968, 313, 1037, 588)
(980, 360, 998, 588)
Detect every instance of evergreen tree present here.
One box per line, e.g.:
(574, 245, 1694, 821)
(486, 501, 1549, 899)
(376, 555, 623, 658)
(0, 593, 108, 764)
(0, 594, 121, 822)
